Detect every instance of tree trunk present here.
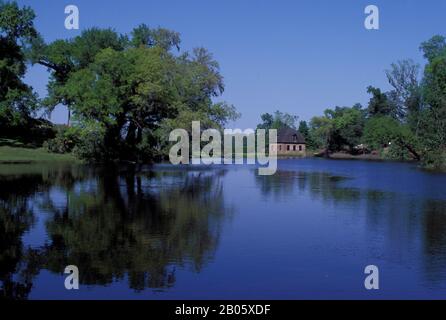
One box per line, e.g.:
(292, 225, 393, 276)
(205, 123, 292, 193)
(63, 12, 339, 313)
(126, 123, 136, 145)
(136, 128, 142, 144)
(397, 138, 421, 161)
(404, 143, 421, 161)
(67, 108, 71, 126)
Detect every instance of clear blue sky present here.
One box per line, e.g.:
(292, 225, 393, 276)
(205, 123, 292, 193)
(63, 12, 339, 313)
(19, 0, 446, 128)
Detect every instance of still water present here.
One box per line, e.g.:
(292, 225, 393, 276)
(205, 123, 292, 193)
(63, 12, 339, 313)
(1, 159, 446, 299)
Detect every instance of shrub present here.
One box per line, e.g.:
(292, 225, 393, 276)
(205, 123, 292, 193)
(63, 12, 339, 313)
(44, 126, 81, 154)
(72, 123, 107, 162)
(421, 149, 446, 171)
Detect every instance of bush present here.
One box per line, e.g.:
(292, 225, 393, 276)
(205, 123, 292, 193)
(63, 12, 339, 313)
(72, 123, 107, 162)
(44, 126, 81, 154)
(384, 144, 412, 161)
(421, 149, 446, 171)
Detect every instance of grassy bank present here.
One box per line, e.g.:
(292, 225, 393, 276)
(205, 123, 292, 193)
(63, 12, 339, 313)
(0, 144, 77, 164)
(326, 152, 383, 161)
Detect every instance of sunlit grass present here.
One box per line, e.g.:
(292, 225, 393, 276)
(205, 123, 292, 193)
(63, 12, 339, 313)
(0, 145, 76, 163)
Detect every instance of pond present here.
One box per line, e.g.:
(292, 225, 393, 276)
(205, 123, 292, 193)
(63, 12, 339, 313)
(1, 159, 446, 299)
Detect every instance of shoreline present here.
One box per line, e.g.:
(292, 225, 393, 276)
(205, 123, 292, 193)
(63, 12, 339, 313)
(0, 145, 435, 169)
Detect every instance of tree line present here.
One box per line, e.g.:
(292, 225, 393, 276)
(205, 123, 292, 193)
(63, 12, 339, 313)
(257, 38, 446, 170)
(2, 1, 446, 169)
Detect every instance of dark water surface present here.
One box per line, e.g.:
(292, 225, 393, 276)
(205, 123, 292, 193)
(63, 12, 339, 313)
(1, 159, 446, 299)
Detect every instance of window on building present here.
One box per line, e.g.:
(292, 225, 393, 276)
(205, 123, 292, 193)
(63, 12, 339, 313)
(287, 145, 290, 151)
(293, 145, 296, 151)
(299, 145, 302, 151)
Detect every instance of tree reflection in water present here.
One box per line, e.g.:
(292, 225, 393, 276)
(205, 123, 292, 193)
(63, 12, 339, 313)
(0, 173, 40, 299)
(0, 164, 231, 298)
(2, 164, 446, 299)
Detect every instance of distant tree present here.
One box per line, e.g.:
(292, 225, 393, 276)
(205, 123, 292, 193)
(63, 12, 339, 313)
(309, 105, 365, 153)
(332, 105, 366, 151)
(385, 59, 422, 125)
(298, 120, 309, 137)
(299, 120, 320, 150)
(417, 35, 446, 169)
(309, 115, 332, 153)
(131, 24, 180, 51)
(420, 50, 446, 153)
(257, 110, 298, 130)
(366, 86, 396, 118)
(362, 116, 420, 160)
(257, 113, 273, 130)
(420, 35, 446, 62)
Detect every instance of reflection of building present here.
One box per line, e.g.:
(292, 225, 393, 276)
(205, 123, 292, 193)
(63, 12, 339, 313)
(269, 127, 306, 156)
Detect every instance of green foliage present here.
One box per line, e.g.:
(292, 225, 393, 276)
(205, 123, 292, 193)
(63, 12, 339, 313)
(309, 105, 366, 152)
(420, 35, 446, 62)
(305, 34, 446, 167)
(257, 110, 298, 130)
(362, 116, 397, 150)
(0, 1, 38, 133)
(29, 28, 128, 118)
(331, 105, 366, 150)
(416, 35, 446, 168)
(0, 1, 36, 40)
(131, 24, 180, 51)
(298, 120, 309, 137)
(421, 149, 446, 171)
(362, 116, 420, 160)
(298, 120, 319, 149)
(71, 122, 107, 162)
(309, 114, 332, 150)
(2, 1, 446, 170)
(385, 59, 422, 124)
(366, 86, 396, 118)
(420, 55, 446, 150)
(44, 125, 81, 154)
(29, 24, 238, 162)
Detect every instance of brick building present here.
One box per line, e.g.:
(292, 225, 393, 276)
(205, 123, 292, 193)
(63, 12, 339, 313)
(269, 127, 306, 156)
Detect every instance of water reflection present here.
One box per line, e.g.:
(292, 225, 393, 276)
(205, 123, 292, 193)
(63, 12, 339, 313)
(255, 170, 361, 203)
(422, 200, 446, 285)
(255, 168, 446, 289)
(0, 164, 232, 299)
(0, 166, 59, 299)
(2, 162, 446, 299)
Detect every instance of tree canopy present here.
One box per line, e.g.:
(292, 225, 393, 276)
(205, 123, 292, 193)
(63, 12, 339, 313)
(0, 1, 38, 134)
(2, 1, 446, 170)
(1, 1, 240, 162)
(257, 110, 299, 130)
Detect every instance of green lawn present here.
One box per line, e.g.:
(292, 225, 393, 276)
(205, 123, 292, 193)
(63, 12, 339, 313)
(0, 145, 77, 163)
